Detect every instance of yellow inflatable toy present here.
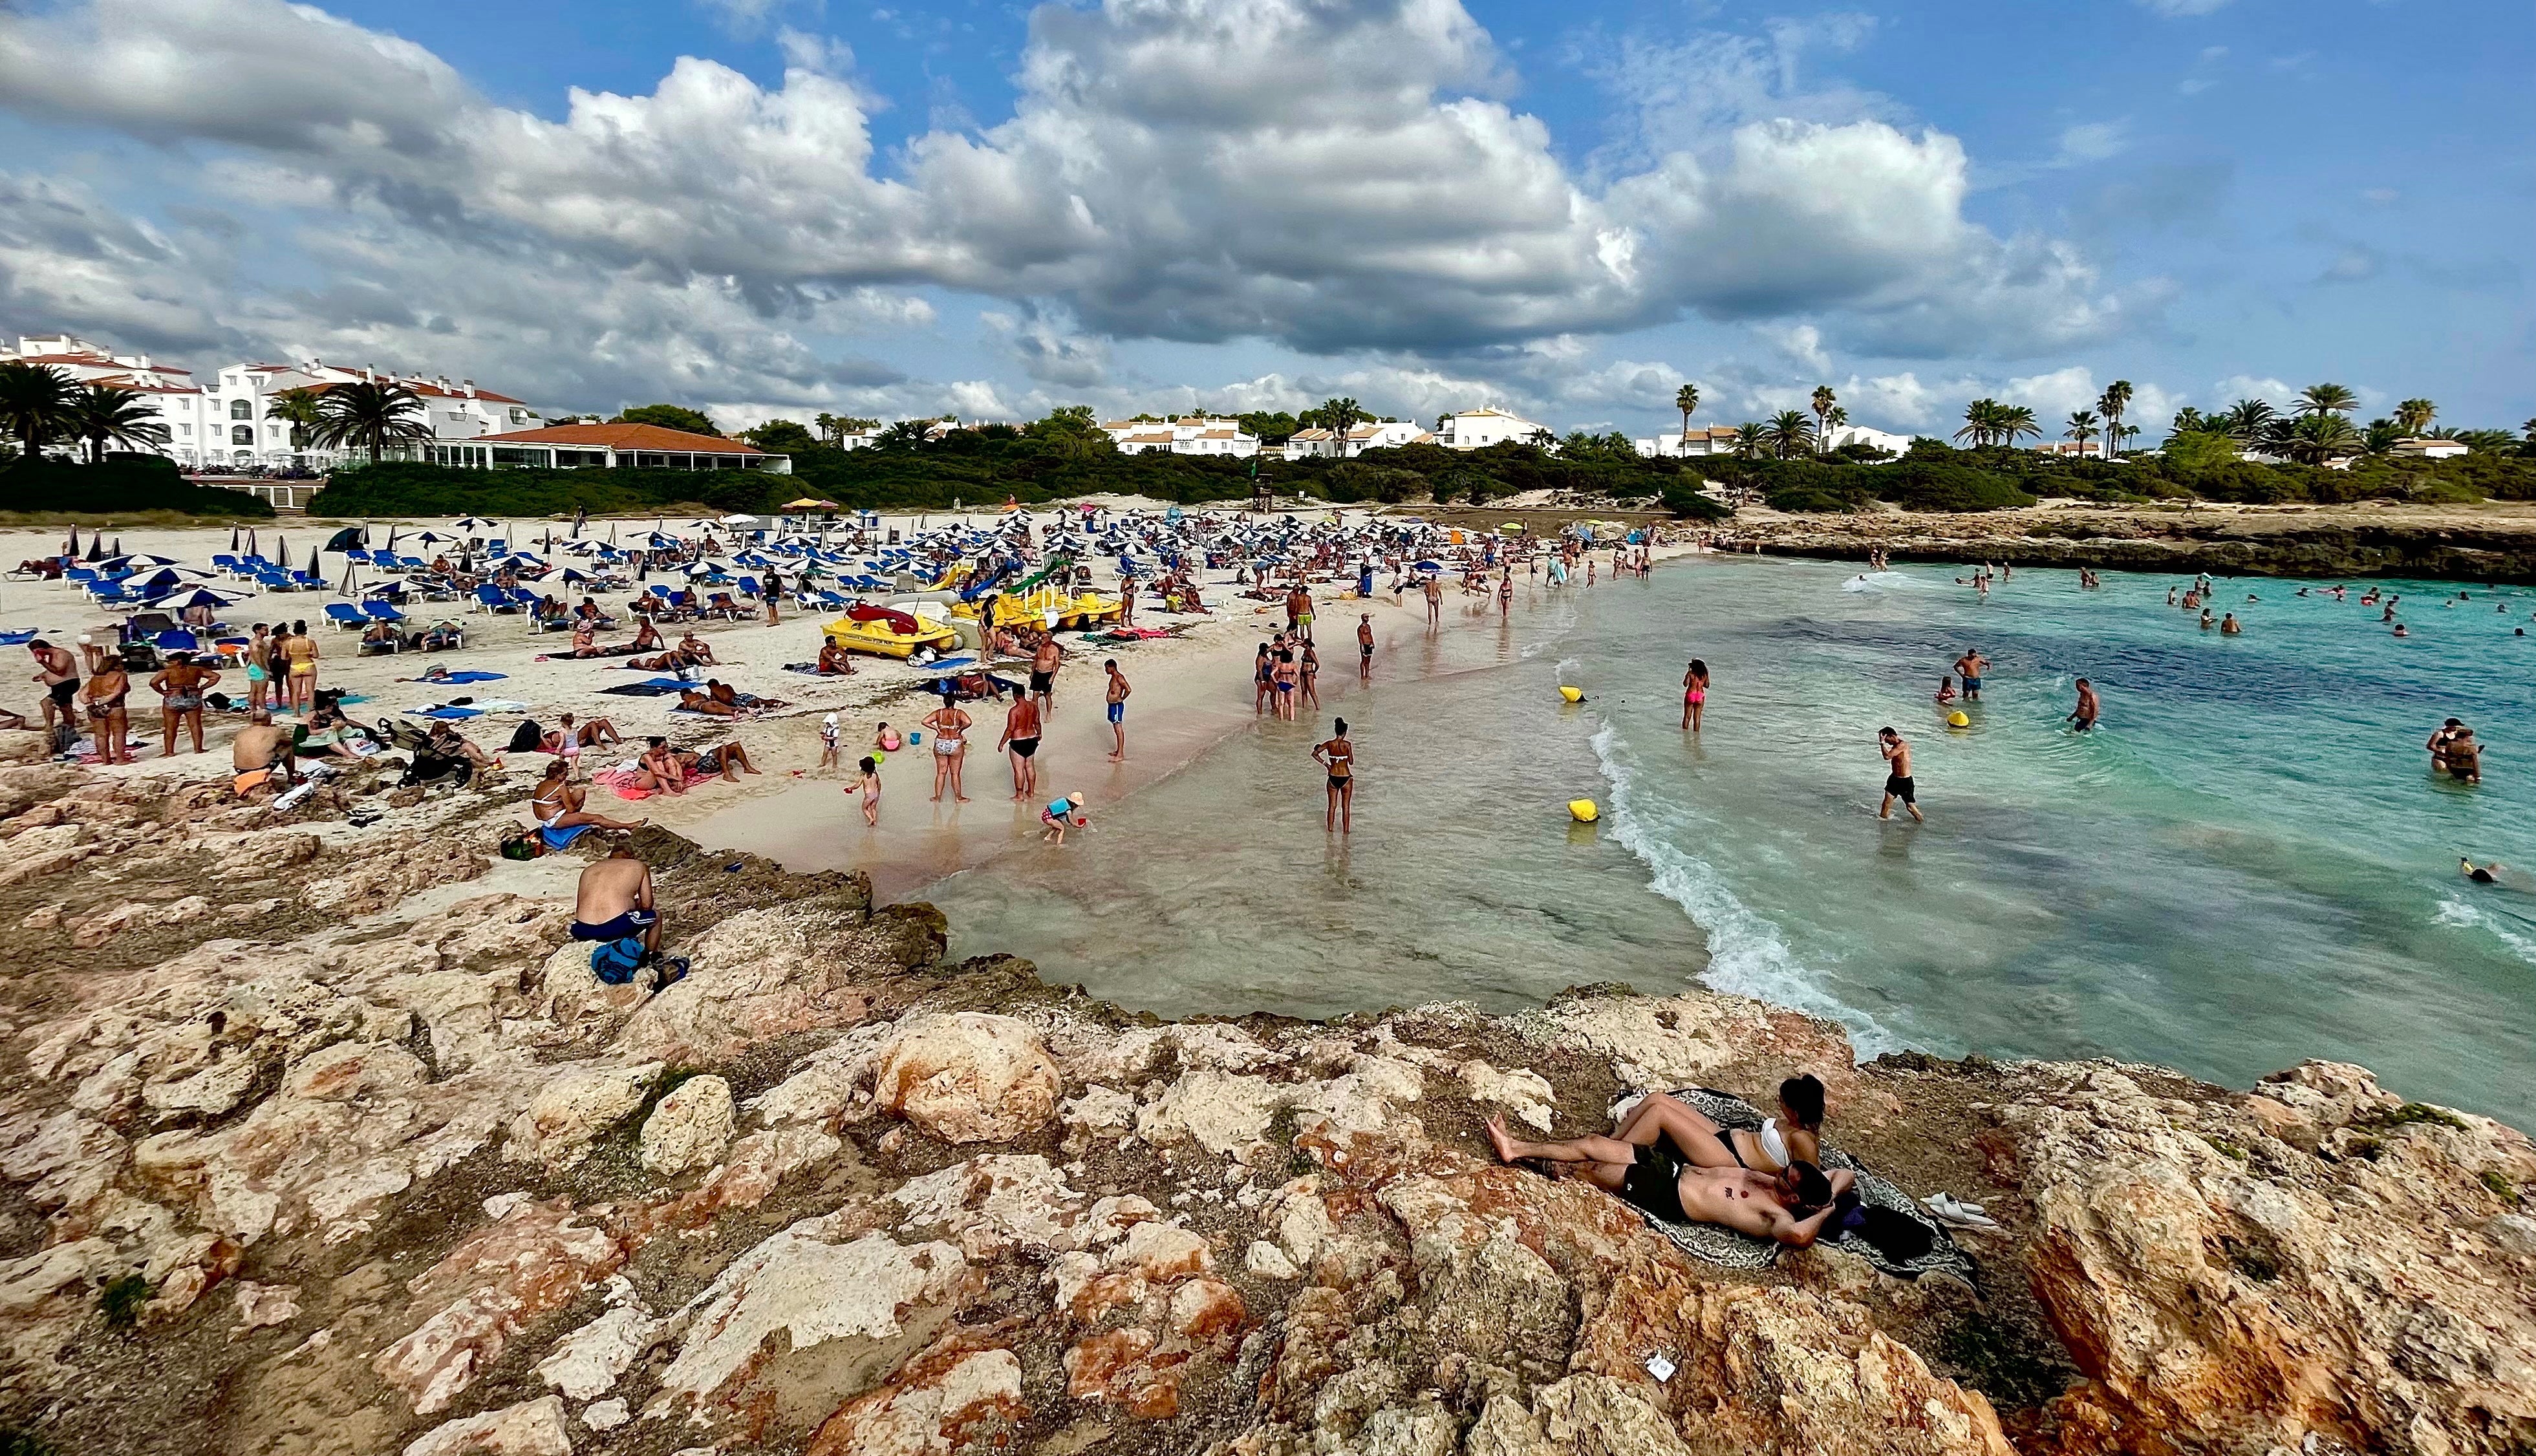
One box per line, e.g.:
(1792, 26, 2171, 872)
(1946, 711, 1972, 728)
(1558, 685, 1584, 703)
(822, 604, 960, 658)
(1569, 799, 1600, 823)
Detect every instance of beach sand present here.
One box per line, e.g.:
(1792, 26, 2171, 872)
(1, 509, 1699, 901)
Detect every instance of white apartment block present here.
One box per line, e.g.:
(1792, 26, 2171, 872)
(1283, 420, 1430, 460)
(1635, 426, 1745, 458)
(1432, 407, 1547, 451)
(5, 333, 541, 470)
(1099, 416, 1260, 458)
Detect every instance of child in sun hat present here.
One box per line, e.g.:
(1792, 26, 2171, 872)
(1040, 789, 1090, 845)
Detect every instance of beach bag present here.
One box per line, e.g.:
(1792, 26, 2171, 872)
(506, 720, 545, 754)
(497, 828, 544, 861)
(590, 936, 647, 985)
(1834, 1193, 1935, 1265)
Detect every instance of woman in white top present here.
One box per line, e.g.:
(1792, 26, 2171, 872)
(1726, 1074, 1826, 1174)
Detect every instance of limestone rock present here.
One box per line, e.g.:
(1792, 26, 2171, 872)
(503, 1062, 663, 1168)
(872, 1013, 1062, 1144)
(639, 1075, 735, 1176)
(536, 1302, 662, 1401)
(804, 1331, 1027, 1456)
(400, 1395, 572, 1456)
(283, 1040, 427, 1102)
(374, 1199, 627, 1415)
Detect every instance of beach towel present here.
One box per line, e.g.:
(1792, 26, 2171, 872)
(593, 764, 710, 800)
(0, 630, 38, 646)
(1625, 1088, 1978, 1283)
(403, 669, 507, 683)
(599, 681, 686, 697)
(537, 822, 598, 851)
(407, 705, 483, 720)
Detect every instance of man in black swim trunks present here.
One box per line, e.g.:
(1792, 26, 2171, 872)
(570, 846, 661, 955)
(1000, 692, 1042, 801)
(28, 639, 79, 741)
(1480, 1098, 1850, 1247)
(1878, 727, 1924, 822)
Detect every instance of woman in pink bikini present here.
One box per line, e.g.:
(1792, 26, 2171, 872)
(1681, 658, 1710, 732)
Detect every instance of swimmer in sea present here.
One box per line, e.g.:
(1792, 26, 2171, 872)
(2069, 678, 2100, 731)
(1952, 648, 1987, 702)
(2221, 613, 2242, 634)
(1313, 717, 1356, 834)
(1935, 675, 1957, 705)
(2462, 858, 2503, 885)
(1681, 658, 1710, 731)
(1877, 727, 1924, 823)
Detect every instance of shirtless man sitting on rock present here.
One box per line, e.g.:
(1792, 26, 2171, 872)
(568, 846, 661, 955)
(230, 710, 294, 798)
(1483, 1094, 1853, 1247)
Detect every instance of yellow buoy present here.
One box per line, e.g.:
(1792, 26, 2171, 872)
(1946, 711, 1971, 728)
(1569, 799, 1600, 822)
(1558, 685, 1584, 703)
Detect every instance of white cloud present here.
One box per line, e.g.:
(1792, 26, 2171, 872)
(2054, 121, 2130, 166)
(0, 0, 2150, 411)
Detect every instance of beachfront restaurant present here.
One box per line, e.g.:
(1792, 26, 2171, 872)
(418, 422, 793, 473)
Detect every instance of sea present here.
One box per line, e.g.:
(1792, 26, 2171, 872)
(925, 555, 2536, 1127)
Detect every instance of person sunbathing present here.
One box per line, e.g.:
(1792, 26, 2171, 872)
(677, 688, 738, 716)
(530, 758, 645, 831)
(634, 736, 683, 793)
(705, 679, 743, 709)
(360, 621, 400, 655)
(427, 721, 495, 771)
(1481, 1093, 1851, 1248)
(677, 738, 761, 782)
(817, 637, 857, 675)
(631, 618, 665, 651)
(678, 631, 717, 665)
(630, 649, 698, 674)
(416, 621, 463, 651)
(569, 623, 596, 658)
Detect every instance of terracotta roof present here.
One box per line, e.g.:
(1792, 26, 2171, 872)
(475, 422, 765, 454)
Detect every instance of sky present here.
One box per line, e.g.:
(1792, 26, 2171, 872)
(1, 0, 2529, 440)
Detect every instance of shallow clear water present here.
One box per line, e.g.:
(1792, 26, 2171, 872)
(930, 558, 2536, 1124)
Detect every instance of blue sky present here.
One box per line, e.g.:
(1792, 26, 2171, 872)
(2, 0, 2528, 439)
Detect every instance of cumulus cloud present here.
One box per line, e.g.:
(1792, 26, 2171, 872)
(0, 0, 2149, 409)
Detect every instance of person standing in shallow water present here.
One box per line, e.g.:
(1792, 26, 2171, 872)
(1878, 727, 1923, 822)
(2068, 678, 2099, 733)
(1681, 659, 1710, 732)
(1313, 717, 1356, 834)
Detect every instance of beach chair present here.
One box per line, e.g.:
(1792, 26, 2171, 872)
(471, 584, 522, 614)
(153, 630, 202, 654)
(210, 554, 242, 574)
(362, 600, 408, 623)
(324, 602, 368, 630)
(290, 570, 327, 591)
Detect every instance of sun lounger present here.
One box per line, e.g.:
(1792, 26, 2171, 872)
(324, 603, 368, 630)
(361, 600, 408, 622)
(472, 585, 522, 614)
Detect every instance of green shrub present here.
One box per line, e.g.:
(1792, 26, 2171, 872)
(0, 458, 276, 518)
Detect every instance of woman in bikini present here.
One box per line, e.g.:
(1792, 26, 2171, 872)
(1253, 642, 1274, 715)
(923, 693, 972, 803)
(1298, 641, 1321, 712)
(530, 758, 646, 831)
(1312, 718, 1356, 834)
(82, 659, 134, 764)
(280, 621, 319, 715)
(150, 652, 222, 756)
(1681, 658, 1710, 732)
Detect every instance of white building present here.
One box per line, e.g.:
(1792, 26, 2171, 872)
(1434, 408, 1547, 450)
(1823, 424, 1913, 457)
(2390, 437, 2470, 460)
(5, 335, 544, 470)
(1635, 426, 1745, 458)
(1100, 416, 1259, 458)
(444, 422, 790, 473)
(1280, 420, 1428, 461)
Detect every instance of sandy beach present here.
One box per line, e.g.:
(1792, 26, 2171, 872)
(0, 505, 1701, 901)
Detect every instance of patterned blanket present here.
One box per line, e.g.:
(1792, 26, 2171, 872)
(1629, 1087, 1979, 1283)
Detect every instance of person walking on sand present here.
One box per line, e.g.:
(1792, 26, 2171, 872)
(1423, 572, 1443, 629)
(1681, 659, 1710, 732)
(2068, 678, 2100, 733)
(1000, 692, 1042, 800)
(852, 756, 881, 826)
(1357, 614, 1375, 683)
(1104, 659, 1131, 762)
(1314, 717, 1357, 834)
(1951, 648, 1986, 703)
(1031, 634, 1063, 718)
(1878, 727, 1923, 822)
(923, 692, 972, 802)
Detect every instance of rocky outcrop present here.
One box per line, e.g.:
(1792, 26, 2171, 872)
(0, 768, 2527, 1456)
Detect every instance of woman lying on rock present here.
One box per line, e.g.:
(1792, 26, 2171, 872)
(1484, 1086, 1849, 1247)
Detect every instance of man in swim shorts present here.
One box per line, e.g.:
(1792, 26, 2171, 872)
(230, 711, 294, 798)
(1000, 692, 1042, 800)
(570, 846, 661, 955)
(1357, 614, 1375, 683)
(1480, 1103, 1849, 1247)
(1878, 727, 1924, 822)
(2068, 678, 2098, 732)
(28, 639, 78, 742)
(1104, 659, 1130, 762)
(1031, 636, 1063, 717)
(1952, 649, 1986, 702)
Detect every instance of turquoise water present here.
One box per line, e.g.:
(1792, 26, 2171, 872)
(930, 558, 2536, 1125)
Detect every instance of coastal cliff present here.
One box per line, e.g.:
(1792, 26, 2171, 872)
(0, 746, 2530, 1456)
(1737, 502, 2536, 583)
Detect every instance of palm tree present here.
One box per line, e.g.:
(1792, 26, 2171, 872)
(2096, 380, 2133, 460)
(1319, 397, 1364, 453)
(0, 361, 75, 460)
(2220, 399, 2278, 448)
(2393, 398, 2435, 436)
(2296, 383, 2358, 418)
(1999, 405, 2042, 449)
(2065, 410, 2101, 456)
(2169, 406, 2208, 436)
(1766, 410, 1816, 460)
(2281, 413, 2361, 464)
(2362, 418, 2404, 455)
(1809, 385, 1836, 455)
(1823, 405, 1848, 452)
(1673, 383, 1700, 449)
(268, 388, 327, 451)
(1732, 422, 1770, 458)
(306, 380, 432, 463)
(66, 383, 172, 464)
(1954, 398, 1999, 447)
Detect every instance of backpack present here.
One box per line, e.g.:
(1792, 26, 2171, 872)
(497, 828, 545, 861)
(590, 936, 648, 985)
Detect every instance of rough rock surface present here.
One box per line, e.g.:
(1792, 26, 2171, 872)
(0, 773, 2526, 1456)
